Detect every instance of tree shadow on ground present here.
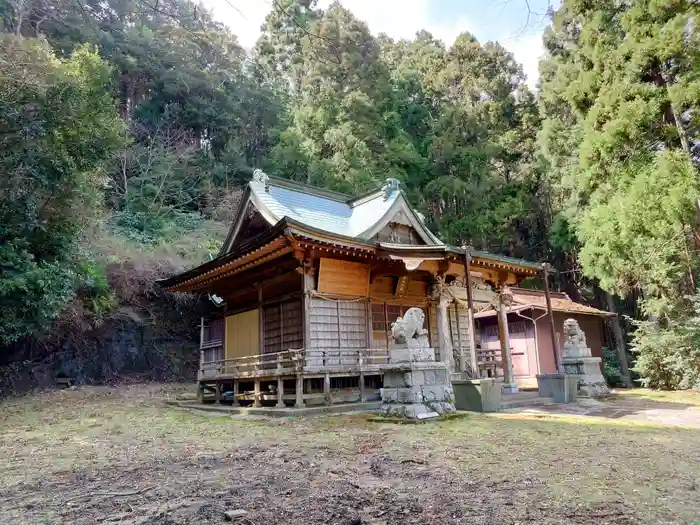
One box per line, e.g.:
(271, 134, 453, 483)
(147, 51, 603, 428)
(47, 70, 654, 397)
(524, 390, 700, 426)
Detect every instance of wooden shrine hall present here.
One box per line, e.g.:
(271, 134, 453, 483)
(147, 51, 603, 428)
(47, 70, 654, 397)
(159, 171, 561, 407)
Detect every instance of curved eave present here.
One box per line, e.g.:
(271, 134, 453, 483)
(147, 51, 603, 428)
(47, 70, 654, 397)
(159, 221, 292, 292)
(378, 243, 543, 276)
(475, 305, 615, 319)
(470, 256, 542, 277)
(161, 237, 292, 293)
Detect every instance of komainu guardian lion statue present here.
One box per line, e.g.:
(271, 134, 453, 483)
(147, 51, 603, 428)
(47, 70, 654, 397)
(563, 318, 587, 348)
(391, 307, 428, 345)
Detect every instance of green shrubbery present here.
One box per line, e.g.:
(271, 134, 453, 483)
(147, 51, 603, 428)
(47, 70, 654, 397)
(601, 347, 625, 388)
(0, 37, 123, 345)
(630, 295, 700, 390)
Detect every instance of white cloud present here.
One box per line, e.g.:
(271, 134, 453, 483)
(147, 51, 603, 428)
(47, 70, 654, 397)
(200, 0, 271, 49)
(502, 32, 545, 89)
(201, 0, 544, 87)
(316, 0, 477, 46)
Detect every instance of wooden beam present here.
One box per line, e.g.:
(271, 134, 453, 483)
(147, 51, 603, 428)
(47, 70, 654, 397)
(258, 284, 264, 358)
(295, 374, 305, 408)
(301, 254, 315, 350)
(497, 288, 517, 392)
(434, 275, 454, 372)
(463, 248, 479, 377)
(253, 378, 261, 408)
(324, 372, 331, 405)
(276, 354, 285, 407)
(543, 263, 560, 371)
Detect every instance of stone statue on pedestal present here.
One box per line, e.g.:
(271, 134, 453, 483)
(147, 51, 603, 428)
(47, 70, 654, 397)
(560, 318, 609, 397)
(380, 307, 455, 419)
(391, 307, 430, 348)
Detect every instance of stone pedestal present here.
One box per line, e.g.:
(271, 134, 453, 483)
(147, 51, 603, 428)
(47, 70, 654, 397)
(560, 318, 609, 397)
(381, 346, 456, 419)
(561, 357, 609, 397)
(537, 373, 578, 403)
(452, 378, 502, 412)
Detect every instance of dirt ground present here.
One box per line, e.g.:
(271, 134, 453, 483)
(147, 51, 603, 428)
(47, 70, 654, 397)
(1, 384, 699, 525)
(502, 388, 700, 428)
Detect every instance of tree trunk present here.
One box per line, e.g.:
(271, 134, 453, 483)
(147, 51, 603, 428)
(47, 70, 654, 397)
(605, 292, 632, 388)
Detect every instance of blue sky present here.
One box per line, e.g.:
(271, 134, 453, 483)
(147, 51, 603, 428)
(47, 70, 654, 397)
(203, 0, 558, 87)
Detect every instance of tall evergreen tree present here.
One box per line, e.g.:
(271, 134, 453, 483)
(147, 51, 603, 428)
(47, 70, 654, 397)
(539, 0, 700, 387)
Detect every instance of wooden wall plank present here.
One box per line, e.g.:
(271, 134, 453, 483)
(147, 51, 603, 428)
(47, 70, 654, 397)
(318, 258, 370, 296)
(225, 309, 260, 359)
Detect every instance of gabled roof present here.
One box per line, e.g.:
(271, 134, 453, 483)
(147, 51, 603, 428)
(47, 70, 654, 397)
(220, 172, 442, 255)
(159, 172, 549, 293)
(474, 288, 614, 319)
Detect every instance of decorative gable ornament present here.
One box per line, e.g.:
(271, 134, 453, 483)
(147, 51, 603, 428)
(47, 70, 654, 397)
(252, 169, 270, 191)
(382, 178, 401, 200)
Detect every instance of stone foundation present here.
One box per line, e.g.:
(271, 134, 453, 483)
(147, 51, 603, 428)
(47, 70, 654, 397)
(560, 318, 610, 397)
(536, 373, 578, 403)
(380, 347, 455, 419)
(561, 357, 609, 397)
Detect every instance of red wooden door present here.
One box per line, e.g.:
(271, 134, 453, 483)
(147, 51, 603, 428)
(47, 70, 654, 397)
(480, 322, 533, 378)
(508, 321, 532, 377)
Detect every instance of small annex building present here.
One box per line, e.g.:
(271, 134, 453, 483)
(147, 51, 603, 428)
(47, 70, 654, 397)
(475, 288, 615, 388)
(159, 171, 598, 407)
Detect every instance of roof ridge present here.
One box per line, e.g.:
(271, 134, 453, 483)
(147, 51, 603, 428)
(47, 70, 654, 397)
(256, 174, 403, 206)
(512, 287, 569, 298)
(256, 175, 353, 202)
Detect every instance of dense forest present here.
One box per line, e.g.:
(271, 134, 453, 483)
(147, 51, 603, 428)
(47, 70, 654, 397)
(1, 0, 699, 390)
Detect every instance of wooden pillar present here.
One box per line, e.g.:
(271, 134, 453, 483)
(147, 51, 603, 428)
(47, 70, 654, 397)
(253, 378, 261, 408)
(324, 372, 331, 405)
(232, 379, 240, 407)
(276, 354, 285, 408)
(257, 284, 264, 355)
(295, 373, 305, 408)
(498, 288, 518, 393)
(605, 292, 632, 387)
(463, 248, 479, 377)
(215, 381, 221, 404)
(302, 259, 315, 350)
(198, 349, 204, 381)
(436, 291, 454, 372)
(454, 304, 464, 373)
(542, 264, 560, 372)
(199, 316, 205, 348)
(359, 349, 367, 402)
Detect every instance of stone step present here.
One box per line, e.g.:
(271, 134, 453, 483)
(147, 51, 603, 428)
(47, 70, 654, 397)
(501, 392, 554, 409)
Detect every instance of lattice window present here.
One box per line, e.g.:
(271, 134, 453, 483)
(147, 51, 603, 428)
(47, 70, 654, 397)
(310, 299, 367, 349)
(202, 346, 223, 363)
(201, 317, 224, 348)
(371, 303, 430, 348)
(263, 299, 303, 356)
(449, 304, 471, 354)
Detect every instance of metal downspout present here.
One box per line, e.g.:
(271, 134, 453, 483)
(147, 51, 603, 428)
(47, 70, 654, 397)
(514, 308, 549, 375)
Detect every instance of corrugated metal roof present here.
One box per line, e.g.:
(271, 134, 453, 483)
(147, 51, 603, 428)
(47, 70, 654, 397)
(250, 177, 412, 239)
(474, 288, 614, 318)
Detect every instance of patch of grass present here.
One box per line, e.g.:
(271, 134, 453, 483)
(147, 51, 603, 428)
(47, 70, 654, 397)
(1, 384, 700, 524)
(611, 388, 700, 406)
